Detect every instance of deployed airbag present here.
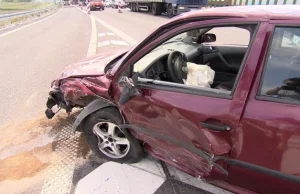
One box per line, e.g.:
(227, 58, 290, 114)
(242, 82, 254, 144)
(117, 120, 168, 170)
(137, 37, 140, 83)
(183, 62, 215, 88)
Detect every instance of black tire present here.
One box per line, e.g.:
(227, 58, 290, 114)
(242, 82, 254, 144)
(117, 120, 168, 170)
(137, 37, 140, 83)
(151, 3, 161, 15)
(84, 107, 145, 163)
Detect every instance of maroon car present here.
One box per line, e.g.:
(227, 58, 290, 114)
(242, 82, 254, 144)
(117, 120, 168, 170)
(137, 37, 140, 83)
(46, 5, 300, 193)
(90, 0, 105, 10)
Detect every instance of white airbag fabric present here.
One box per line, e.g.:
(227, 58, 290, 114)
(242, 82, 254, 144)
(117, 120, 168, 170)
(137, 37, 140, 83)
(184, 62, 215, 88)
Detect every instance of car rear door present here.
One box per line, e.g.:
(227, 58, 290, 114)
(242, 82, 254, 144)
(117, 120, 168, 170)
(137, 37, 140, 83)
(112, 19, 269, 180)
(227, 22, 300, 193)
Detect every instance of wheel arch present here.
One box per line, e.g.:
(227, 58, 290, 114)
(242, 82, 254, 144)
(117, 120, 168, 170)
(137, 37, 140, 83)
(73, 98, 123, 133)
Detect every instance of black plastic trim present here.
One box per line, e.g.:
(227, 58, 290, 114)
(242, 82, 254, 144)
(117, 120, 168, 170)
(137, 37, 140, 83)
(73, 98, 115, 132)
(138, 78, 231, 99)
(256, 95, 300, 106)
(224, 159, 300, 184)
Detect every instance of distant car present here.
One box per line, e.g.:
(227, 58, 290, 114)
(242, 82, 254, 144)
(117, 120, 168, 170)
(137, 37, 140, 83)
(90, 0, 105, 10)
(63, 1, 70, 5)
(111, 0, 127, 9)
(104, 0, 113, 7)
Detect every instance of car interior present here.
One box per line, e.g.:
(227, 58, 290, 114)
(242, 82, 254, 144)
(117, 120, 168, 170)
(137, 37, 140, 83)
(133, 24, 257, 92)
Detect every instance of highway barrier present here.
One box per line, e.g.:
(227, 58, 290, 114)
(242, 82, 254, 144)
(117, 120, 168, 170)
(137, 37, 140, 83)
(0, 4, 62, 28)
(206, 0, 300, 7)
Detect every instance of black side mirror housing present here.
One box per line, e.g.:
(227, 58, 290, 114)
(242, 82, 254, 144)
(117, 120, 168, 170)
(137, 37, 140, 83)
(118, 75, 141, 105)
(202, 33, 216, 43)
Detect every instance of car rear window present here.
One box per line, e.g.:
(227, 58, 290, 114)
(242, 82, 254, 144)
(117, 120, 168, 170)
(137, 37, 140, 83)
(259, 27, 300, 103)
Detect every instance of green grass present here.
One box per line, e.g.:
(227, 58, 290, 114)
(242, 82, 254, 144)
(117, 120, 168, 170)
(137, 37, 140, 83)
(0, 2, 53, 14)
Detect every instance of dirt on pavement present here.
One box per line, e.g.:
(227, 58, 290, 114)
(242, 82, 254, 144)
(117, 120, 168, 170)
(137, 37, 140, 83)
(0, 112, 83, 194)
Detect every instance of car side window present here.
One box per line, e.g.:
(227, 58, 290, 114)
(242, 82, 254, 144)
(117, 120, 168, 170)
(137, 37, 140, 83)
(259, 27, 300, 102)
(133, 24, 257, 97)
(206, 27, 250, 46)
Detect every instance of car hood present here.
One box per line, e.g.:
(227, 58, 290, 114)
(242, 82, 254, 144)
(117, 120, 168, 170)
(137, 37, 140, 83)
(57, 48, 129, 81)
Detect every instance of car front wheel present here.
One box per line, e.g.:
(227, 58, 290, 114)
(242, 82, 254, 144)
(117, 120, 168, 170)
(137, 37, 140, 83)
(84, 107, 144, 163)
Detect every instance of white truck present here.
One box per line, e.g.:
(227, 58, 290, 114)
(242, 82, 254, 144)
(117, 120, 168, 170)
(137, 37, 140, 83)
(125, 0, 207, 17)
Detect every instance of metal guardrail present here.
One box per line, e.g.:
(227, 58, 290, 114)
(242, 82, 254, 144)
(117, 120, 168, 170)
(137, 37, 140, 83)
(0, 4, 61, 23)
(206, 0, 300, 7)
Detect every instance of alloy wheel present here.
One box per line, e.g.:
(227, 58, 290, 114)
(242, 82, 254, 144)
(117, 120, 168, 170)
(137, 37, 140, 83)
(93, 121, 130, 159)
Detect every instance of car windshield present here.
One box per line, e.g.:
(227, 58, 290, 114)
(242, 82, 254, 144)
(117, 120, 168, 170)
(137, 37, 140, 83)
(161, 28, 211, 46)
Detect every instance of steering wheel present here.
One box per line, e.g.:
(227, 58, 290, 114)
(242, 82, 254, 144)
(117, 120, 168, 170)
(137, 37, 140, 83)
(167, 51, 188, 84)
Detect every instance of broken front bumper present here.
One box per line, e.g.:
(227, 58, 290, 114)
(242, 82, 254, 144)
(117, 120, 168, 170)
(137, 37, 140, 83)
(45, 88, 73, 119)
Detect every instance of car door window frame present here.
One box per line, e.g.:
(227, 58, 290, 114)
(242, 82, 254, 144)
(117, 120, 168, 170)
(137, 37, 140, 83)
(256, 23, 300, 105)
(110, 17, 233, 76)
(125, 21, 261, 100)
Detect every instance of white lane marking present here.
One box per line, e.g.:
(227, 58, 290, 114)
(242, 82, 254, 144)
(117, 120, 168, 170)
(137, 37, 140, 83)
(77, 7, 136, 46)
(106, 32, 115, 36)
(87, 15, 97, 57)
(0, 7, 63, 38)
(98, 40, 129, 47)
(98, 40, 111, 47)
(110, 40, 128, 45)
(98, 32, 116, 37)
(91, 15, 137, 46)
(98, 33, 106, 37)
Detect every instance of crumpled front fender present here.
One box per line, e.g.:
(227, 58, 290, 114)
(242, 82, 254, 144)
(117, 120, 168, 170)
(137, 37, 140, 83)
(60, 76, 112, 106)
(73, 98, 116, 132)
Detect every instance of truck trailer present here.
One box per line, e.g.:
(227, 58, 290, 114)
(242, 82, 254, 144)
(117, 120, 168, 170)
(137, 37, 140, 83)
(125, 0, 207, 17)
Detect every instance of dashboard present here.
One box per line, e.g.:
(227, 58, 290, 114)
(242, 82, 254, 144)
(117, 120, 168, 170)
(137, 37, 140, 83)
(145, 56, 168, 81)
(135, 41, 202, 81)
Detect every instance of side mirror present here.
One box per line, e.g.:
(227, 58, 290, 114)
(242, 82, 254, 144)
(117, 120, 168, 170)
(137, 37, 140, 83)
(202, 33, 216, 43)
(118, 74, 141, 105)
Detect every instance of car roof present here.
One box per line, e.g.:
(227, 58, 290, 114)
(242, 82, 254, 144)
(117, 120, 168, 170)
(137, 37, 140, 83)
(177, 5, 300, 21)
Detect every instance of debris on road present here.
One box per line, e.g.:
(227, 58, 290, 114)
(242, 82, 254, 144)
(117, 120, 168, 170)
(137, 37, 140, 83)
(0, 112, 91, 194)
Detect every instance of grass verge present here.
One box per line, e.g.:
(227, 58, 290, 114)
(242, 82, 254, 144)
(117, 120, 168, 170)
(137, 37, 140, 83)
(0, 2, 54, 14)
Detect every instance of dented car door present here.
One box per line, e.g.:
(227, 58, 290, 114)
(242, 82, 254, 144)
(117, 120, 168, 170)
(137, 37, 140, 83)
(113, 19, 269, 180)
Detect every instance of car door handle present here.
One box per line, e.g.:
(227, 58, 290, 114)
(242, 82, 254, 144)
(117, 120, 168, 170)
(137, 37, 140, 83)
(200, 122, 231, 131)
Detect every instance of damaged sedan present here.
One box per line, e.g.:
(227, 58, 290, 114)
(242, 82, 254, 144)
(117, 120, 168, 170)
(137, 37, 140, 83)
(46, 5, 300, 194)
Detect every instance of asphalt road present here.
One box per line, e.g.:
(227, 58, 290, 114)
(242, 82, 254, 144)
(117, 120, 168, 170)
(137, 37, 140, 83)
(0, 7, 168, 127)
(91, 7, 168, 42)
(0, 6, 91, 126)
